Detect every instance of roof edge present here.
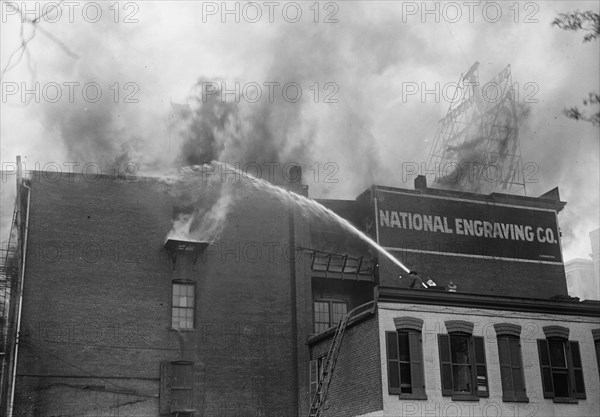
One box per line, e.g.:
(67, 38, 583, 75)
(376, 286, 600, 317)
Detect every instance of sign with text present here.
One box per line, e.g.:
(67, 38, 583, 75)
(375, 190, 562, 262)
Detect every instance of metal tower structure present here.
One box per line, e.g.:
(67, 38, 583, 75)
(426, 62, 526, 195)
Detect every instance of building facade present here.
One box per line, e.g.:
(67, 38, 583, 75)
(309, 288, 600, 417)
(1, 166, 598, 417)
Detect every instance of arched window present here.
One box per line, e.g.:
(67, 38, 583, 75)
(537, 326, 585, 402)
(385, 317, 427, 399)
(494, 323, 528, 402)
(438, 320, 488, 400)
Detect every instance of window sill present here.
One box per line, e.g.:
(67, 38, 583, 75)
(451, 394, 480, 401)
(397, 393, 428, 400)
(502, 396, 529, 403)
(170, 328, 195, 332)
(552, 397, 579, 404)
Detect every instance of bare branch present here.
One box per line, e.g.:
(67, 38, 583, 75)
(0, 1, 78, 82)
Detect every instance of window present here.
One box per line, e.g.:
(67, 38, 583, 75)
(172, 281, 195, 329)
(313, 299, 347, 333)
(160, 361, 195, 415)
(438, 320, 488, 400)
(309, 355, 326, 405)
(537, 326, 585, 402)
(385, 317, 426, 399)
(494, 323, 528, 402)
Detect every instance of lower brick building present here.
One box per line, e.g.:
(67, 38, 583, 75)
(309, 288, 600, 417)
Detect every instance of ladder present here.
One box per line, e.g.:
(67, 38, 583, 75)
(307, 313, 350, 417)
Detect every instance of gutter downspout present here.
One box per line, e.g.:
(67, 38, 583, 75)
(7, 181, 31, 417)
(288, 206, 299, 415)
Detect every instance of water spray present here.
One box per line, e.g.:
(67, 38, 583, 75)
(207, 161, 412, 274)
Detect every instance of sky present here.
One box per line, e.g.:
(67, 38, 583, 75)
(1, 0, 599, 262)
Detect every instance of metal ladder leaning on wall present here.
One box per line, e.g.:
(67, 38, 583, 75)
(308, 300, 375, 417)
(307, 312, 349, 417)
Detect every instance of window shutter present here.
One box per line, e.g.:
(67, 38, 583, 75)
(192, 363, 203, 410)
(511, 339, 528, 401)
(497, 337, 514, 398)
(537, 339, 554, 398)
(159, 362, 172, 415)
(568, 341, 586, 399)
(309, 359, 318, 401)
(386, 331, 401, 394)
(473, 336, 489, 397)
(438, 334, 453, 396)
(408, 332, 426, 398)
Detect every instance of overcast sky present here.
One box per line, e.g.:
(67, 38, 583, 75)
(1, 0, 599, 261)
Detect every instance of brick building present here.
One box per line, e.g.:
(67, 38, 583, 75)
(1, 165, 599, 417)
(309, 288, 600, 417)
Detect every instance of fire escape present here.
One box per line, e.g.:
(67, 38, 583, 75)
(0, 209, 19, 410)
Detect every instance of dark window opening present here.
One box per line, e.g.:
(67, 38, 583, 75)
(386, 330, 427, 399)
(537, 337, 585, 402)
(309, 355, 327, 405)
(171, 362, 194, 410)
(438, 333, 488, 400)
(160, 361, 196, 415)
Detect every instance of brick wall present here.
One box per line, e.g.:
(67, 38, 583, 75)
(378, 251, 568, 298)
(309, 314, 383, 417)
(15, 173, 300, 416)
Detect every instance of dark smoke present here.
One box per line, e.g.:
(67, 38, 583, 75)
(173, 77, 313, 168)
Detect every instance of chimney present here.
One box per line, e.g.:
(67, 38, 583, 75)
(414, 175, 427, 190)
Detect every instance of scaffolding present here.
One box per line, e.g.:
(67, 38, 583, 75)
(0, 208, 19, 409)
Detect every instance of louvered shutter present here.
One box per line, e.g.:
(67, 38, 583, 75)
(408, 332, 426, 398)
(386, 331, 401, 394)
(309, 359, 318, 400)
(438, 334, 453, 396)
(569, 341, 586, 399)
(473, 336, 489, 397)
(537, 339, 554, 398)
(159, 362, 172, 415)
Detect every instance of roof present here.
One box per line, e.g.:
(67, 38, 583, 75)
(376, 286, 600, 317)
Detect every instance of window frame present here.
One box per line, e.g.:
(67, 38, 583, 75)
(385, 329, 427, 400)
(171, 361, 195, 411)
(496, 335, 529, 402)
(537, 336, 586, 403)
(386, 316, 427, 400)
(171, 280, 196, 331)
(159, 360, 196, 415)
(309, 354, 327, 406)
(438, 325, 488, 401)
(313, 299, 348, 333)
